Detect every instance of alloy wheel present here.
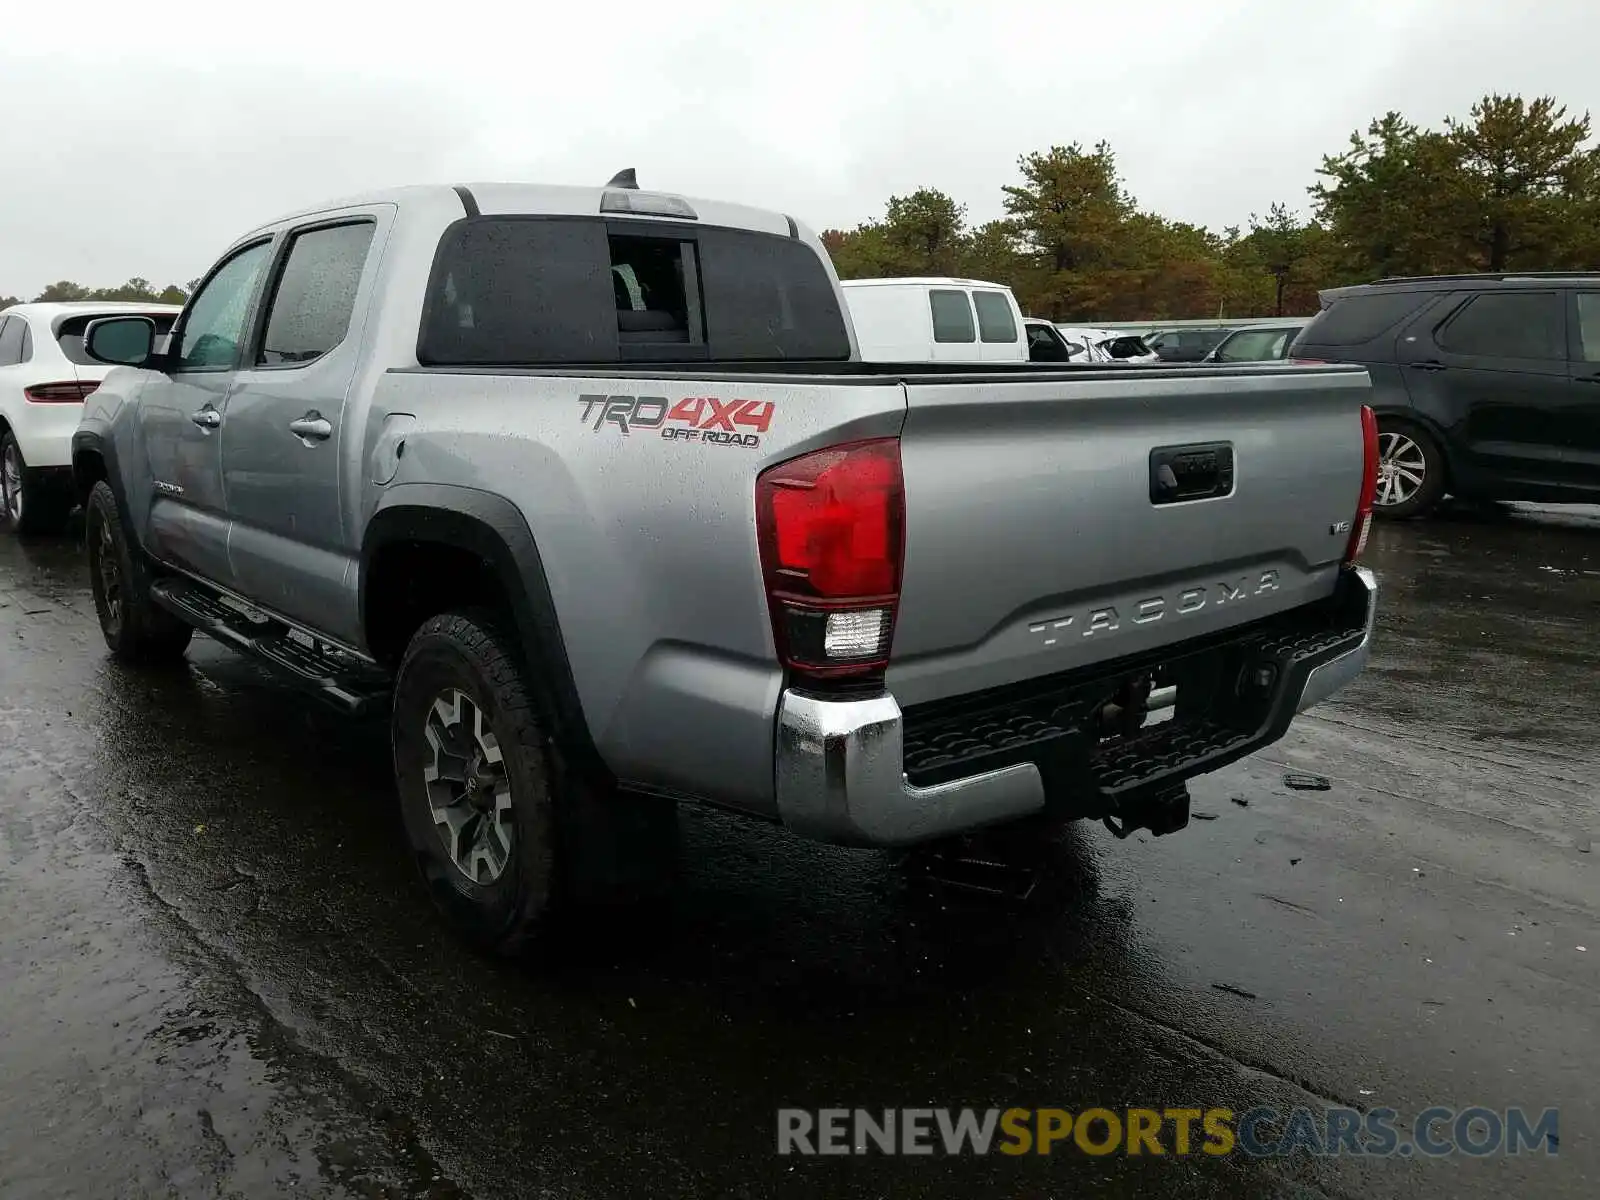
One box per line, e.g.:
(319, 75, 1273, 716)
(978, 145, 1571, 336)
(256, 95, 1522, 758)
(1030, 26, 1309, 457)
(422, 688, 514, 884)
(1375, 431, 1427, 508)
(1, 442, 21, 525)
(94, 516, 123, 627)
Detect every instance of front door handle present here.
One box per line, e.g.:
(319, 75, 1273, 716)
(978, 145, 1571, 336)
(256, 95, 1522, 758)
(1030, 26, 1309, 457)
(288, 413, 333, 441)
(190, 406, 222, 429)
(1576, 373, 1600, 385)
(1408, 360, 1447, 372)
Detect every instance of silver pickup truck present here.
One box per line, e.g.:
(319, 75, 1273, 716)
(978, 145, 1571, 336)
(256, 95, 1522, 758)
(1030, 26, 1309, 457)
(72, 177, 1379, 953)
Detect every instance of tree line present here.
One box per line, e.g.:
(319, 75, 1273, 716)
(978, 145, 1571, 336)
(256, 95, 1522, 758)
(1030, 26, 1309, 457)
(0, 278, 191, 312)
(821, 93, 1600, 322)
(5, 94, 1597, 324)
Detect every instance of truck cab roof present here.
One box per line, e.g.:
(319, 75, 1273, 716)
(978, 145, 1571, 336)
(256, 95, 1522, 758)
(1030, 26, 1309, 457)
(248, 182, 800, 242)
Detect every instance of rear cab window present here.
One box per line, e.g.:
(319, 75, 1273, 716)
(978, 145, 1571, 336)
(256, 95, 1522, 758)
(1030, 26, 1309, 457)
(972, 291, 1017, 344)
(420, 217, 851, 365)
(928, 290, 975, 343)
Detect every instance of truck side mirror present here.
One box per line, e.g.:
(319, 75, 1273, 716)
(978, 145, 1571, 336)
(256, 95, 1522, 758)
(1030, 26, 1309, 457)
(84, 316, 157, 367)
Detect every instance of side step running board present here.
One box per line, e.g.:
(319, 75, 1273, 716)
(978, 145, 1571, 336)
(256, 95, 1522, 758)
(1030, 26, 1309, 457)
(149, 578, 391, 717)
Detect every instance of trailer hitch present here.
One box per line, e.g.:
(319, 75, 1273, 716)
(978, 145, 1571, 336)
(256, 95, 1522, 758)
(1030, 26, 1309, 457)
(1102, 782, 1191, 839)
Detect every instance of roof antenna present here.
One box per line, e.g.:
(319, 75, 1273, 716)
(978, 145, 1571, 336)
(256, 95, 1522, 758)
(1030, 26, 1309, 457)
(605, 168, 639, 190)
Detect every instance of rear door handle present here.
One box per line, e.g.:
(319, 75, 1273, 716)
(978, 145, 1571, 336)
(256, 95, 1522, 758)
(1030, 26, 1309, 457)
(288, 413, 333, 441)
(190, 406, 222, 429)
(1408, 360, 1447, 372)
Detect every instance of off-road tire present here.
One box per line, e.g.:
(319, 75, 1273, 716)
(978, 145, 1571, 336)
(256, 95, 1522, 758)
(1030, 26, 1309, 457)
(392, 610, 679, 954)
(85, 480, 194, 662)
(393, 611, 559, 956)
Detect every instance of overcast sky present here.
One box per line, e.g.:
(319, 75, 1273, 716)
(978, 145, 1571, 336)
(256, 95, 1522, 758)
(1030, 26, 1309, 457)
(3, 0, 1594, 297)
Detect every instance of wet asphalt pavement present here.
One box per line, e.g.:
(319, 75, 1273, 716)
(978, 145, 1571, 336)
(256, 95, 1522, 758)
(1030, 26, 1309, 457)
(1, 503, 1596, 1199)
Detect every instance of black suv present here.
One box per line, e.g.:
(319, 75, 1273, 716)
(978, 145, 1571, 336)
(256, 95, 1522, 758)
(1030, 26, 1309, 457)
(1290, 273, 1600, 518)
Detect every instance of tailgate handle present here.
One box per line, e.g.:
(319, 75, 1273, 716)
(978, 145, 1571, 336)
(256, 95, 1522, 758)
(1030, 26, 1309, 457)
(1150, 442, 1234, 505)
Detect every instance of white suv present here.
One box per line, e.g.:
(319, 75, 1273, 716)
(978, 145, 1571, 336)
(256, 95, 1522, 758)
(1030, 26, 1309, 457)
(0, 302, 180, 533)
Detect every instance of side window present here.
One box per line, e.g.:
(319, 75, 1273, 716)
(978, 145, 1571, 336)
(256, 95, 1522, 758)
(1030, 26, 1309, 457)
(1304, 291, 1433, 346)
(175, 240, 274, 371)
(0, 317, 19, 366)
(17, 319, 32, 363)
(929, 290, 975, 343)
(1575, 293, 1600, 362)
(1437, 292, 1565, 360)
(1026, 324, 1069, 362)
(973, 291, 1018, 343)
(258, 222, 376, 365)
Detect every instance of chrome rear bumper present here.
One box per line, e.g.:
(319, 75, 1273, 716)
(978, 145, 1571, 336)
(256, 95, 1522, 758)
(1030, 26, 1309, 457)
(773, 566, 1376, 847)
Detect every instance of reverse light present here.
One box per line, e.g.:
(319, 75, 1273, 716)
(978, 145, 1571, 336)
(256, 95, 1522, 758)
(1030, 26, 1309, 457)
(1346, 404, 1379, 562)
(756, 439, 905, 685)
(25, 381, 100, 403)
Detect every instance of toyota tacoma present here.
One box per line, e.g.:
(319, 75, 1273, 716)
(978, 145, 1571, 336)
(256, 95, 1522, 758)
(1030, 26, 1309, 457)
(71, 175, 1380, 953)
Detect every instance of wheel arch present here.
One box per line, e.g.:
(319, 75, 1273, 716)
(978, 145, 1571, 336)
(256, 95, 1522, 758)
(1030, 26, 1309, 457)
(360, 484, 604, 776)
(70, 428, 130, 510)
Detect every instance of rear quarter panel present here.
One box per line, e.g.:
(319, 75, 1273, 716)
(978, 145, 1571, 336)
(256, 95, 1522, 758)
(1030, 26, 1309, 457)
(364, 369, 906, 813)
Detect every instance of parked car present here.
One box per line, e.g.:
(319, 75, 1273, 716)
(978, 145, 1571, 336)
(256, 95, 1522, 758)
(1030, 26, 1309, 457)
(1095, 331, 1160, 364)
(1064, 327, 1160, 364)
(841, 277, 1027, 362)
(0, 302, 180, 533)
(1203, 320, 1309, 364)
(1146, 327, 1234, 363)
(1028, 321, 1103, 363)
(73, 177, 1377, 953)
(1290, 272, 1600, 518)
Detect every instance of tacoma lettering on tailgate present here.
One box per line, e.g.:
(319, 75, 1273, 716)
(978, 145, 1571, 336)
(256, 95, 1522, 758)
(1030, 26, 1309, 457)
(1029, 571, 1281, 648)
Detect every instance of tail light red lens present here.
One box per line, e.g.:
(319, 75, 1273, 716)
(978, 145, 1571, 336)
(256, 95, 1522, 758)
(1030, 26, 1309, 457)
(25, 381, 100, 403)
(1346, 404, 1379, 562)
(756, 438, 905, 683)
(1290, 357, 1327, 365)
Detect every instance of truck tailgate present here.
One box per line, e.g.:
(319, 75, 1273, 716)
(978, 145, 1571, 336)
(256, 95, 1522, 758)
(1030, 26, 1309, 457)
(887, 364, 1372, 708)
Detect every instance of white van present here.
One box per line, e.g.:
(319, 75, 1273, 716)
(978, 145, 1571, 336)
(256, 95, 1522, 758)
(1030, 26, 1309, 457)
(841, 278, 1027, 363)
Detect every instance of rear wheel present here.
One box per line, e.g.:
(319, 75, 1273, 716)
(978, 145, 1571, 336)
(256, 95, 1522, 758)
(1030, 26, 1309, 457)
(85, 480, 194, 662)
(392, 610, 678, 954)
(1, 432, 71, 536)
(393, 612, 558, 956)
(1373, 420, 1445, 520)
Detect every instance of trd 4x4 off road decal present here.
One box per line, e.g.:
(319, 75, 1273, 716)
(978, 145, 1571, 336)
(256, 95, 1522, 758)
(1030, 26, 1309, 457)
(578, 394, 774, 448)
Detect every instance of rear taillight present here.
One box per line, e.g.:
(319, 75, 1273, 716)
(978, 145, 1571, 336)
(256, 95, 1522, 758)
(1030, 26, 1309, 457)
(1290, 357, 1327, 365)
(1346, 405, 1379, 562)
(756, 438, 904, 686)
(24, 381, 99, 403)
